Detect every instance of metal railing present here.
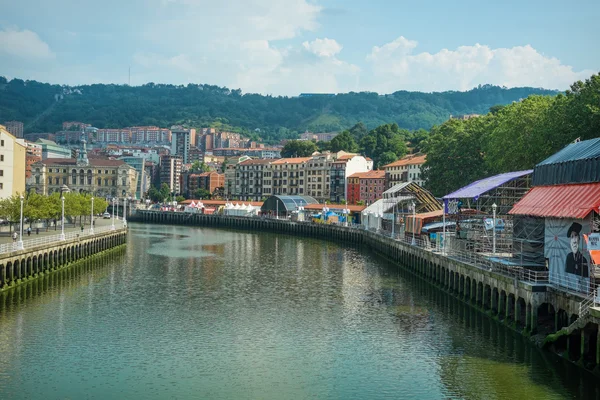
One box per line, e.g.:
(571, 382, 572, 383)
(0, 224, 125, 255)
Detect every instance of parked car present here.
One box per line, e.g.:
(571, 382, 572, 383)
(103, 212, 111, 219)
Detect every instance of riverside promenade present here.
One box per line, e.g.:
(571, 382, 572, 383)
(0, 217, 127, 291)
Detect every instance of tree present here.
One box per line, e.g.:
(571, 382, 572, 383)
(349, 122, 368, 140)
(359, 123, 408, 168)
(329, 131, 359, 153)
(190, 161, 211, 173)
(281, 140, 317, 157)
(160, 183, 171, 200)
(194, 189, 211, 199)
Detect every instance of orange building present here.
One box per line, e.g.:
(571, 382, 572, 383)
(347, 170, 386, 205)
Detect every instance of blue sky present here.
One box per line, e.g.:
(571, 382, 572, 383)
(0, 0, 597, 95)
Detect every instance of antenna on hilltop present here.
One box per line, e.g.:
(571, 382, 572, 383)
(128, 66, 131, 86)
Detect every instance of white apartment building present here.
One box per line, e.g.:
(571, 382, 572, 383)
(225, 156, 251, 199)
(0, 126, 26, 199)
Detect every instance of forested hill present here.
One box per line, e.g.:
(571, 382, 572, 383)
(0, 76, 557, 142)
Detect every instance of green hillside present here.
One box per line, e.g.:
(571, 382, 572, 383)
(0, 76, 557, 142)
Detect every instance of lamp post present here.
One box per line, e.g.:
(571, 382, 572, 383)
(442, 200, 446, 254)
(411, 201, 416, 245)
(492, 203, 497, 255)
(90, 196, 95, 234)
(111, 198, 116, 230)
(60, 195, 66, 240)
(17, 195, 24, 250)
(123, 197, 127, 227)
(391, 199, 396, 239)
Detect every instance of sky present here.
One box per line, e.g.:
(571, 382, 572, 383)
(0, 0, 598, 95)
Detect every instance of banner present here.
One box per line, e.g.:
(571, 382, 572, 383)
(545, 218, 591, 293)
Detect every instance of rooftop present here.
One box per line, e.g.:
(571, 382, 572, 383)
(382, 154, 427, 168)
(240, 158, 275, 165)
(272, 157, 312, 164)
(40, 157, 128, 167)
(348, 170, 385, 179)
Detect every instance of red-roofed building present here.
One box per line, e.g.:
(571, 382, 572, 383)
(347, 170, 386, 205)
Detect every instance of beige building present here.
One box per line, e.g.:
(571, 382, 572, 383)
(270, 157, 311, 196)
(382, 154, 427, 188)
(305, 152, 334, 202)
(28, 140, 138, 197)
(237, 158, 273, 201)
(224, 156, 251, 199)
(0, 125, 27, 199)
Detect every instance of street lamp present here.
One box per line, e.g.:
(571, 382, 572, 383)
(492, 203, 497, 255)
(123, 197, 128, 227)
(90, 196, 94, 234)
(411, 201, 416, 245)
(111, 198, 116, 230)
(16, 195, 24, 250)
(60, 195, 66, 240)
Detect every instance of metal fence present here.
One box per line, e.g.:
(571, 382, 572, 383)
(0, 224, 124, 255)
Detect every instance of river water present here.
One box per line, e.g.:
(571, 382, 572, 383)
(0, 223, 598, 399)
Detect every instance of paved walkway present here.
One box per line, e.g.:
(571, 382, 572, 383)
(0, 217, 123, 245)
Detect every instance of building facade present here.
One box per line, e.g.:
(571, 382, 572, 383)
(305, 152, 333, 203)
(237, 159, 272, 201)
(160, 155, 183, 195)
(347, 170, 386, 205)
(383, 154, 427, 188)
(224, 156, 251, 199)
(28, 141, 138, 198)
(36, 139, 72, 159)
(329, 155, 372, 203)
(270, 157, 311, 196)
(0, 126, 26, 199)
(171, 126, 195, 164)
(4, 121, 24, 139)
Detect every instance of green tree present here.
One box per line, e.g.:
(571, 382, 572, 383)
(349, 122, 368, 140)
(190, 161, 211, 172)
(359, 123, 408, 168)
(194, 189, 211, 199)
(329, 131, 359, 153)
(160, 183, 171, 200)
(281, 140, 317, 157)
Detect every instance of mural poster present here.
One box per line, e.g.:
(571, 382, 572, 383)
(545, 218, 591, 294)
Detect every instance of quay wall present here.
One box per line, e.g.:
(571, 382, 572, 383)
(132, 210, 600, 374)
(0, 228, 128, 292)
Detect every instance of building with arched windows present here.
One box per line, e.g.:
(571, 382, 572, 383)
(27, 140, 138, 198)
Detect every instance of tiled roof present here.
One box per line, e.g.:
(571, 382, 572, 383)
(240, 158, 275, 165)
(272, 157, 312, 164)
(382, 154, 426, 168)
(348, 170, 385, 179)
(41, 158, 128, 167)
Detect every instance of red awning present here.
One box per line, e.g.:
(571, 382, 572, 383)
(509, 183, 600, 219)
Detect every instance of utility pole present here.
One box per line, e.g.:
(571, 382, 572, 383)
(128, 66, 131, 86)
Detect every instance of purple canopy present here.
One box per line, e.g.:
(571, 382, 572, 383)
(443, 170, 533, 201)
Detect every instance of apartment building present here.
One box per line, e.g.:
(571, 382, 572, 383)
(0, 126, 26, 199)
(304, 152, 334, 202)
(183, 172, 224, 198)
(171, 126, 196, 164)
(160, 155, 183, 195)
(237, 159, 272, 201)
(4, 121, 24, 139)
(382, 154, 427, 188)
(329, 154, 372, 203)
(270, 157, 311, 196)
(347, 170, 386, 205)
(224, 156, 251, 199)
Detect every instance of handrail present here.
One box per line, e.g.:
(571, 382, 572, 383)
(0, 224, 125, 255)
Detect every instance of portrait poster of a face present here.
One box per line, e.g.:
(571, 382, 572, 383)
(545, 218, 591, 293)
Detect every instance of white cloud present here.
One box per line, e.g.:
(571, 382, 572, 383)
(0, 27, 54, 59)
(302, 38, 342, 57)
(365, 37, 595, 92)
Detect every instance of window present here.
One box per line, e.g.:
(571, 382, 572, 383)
(1, 155, 4, 162)
(0, 170, 2, 177)
(62, 177, 67, 184)
(0, 140, 3, 146)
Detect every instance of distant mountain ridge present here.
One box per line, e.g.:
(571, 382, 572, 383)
(0, 77, 558, 142)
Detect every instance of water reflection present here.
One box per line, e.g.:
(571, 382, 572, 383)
(0, 224, 598, 399)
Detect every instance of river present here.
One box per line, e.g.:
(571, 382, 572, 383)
(0, 223, 598, 399)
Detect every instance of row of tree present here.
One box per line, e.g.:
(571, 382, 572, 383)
(0, 192, 109, 230)
(422, 73, 600, 196)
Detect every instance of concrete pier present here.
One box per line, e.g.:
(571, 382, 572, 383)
(130, 210, 600, 376)
(0, 227, 127, 292)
